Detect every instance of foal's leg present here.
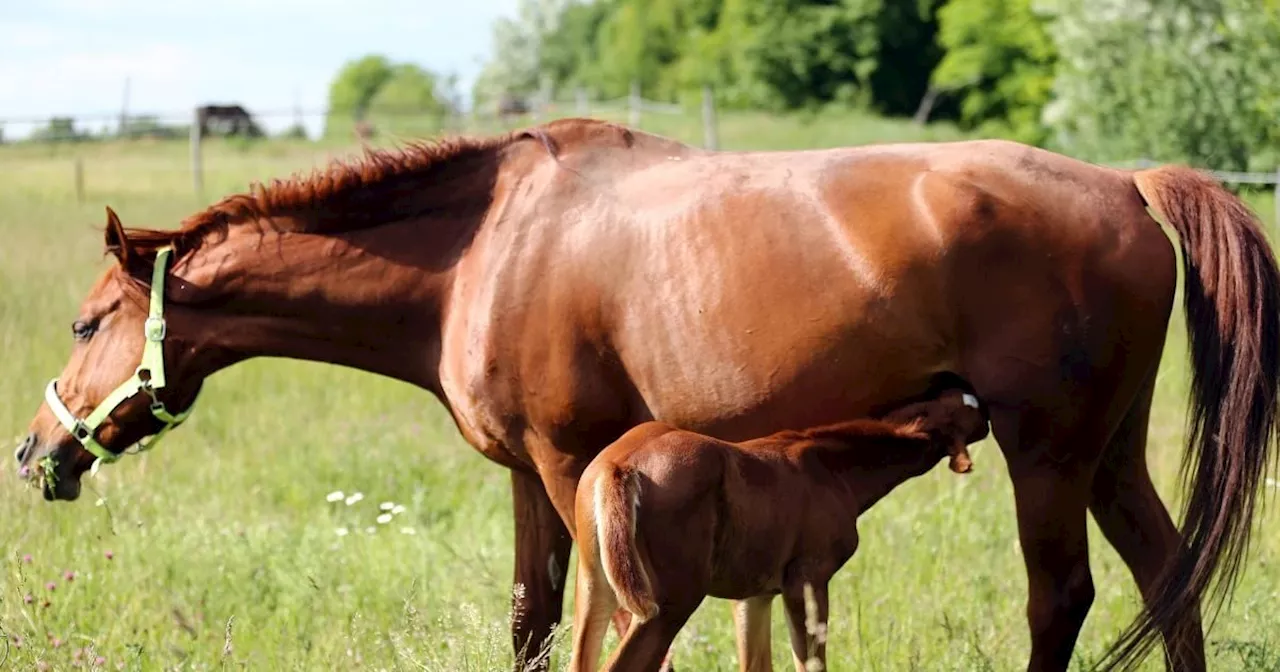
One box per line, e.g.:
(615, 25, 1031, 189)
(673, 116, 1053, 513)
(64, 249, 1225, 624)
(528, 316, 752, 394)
(1089, 377, 1206, 671)
(733, 596, 775, 672)
(568, 542, 619, 672)
(602, 604, 699, 672)
(781, 580, 828, 672)
(609, 611, 675, 671)
(511, 470, 574, 670)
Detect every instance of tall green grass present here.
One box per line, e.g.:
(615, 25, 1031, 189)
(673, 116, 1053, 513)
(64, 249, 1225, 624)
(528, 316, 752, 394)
(2, 110, 1278, 671)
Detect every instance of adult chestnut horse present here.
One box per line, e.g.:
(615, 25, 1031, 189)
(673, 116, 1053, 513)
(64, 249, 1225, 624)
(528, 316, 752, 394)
(15, 118, 1280, 671)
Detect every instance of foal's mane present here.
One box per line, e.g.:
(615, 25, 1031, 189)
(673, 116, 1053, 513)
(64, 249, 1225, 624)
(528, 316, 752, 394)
(770, 418, 928, 447)
(120, 126, 554, 258)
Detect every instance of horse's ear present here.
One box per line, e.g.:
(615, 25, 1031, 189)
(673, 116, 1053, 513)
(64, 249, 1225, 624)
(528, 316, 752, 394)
(104, 206, 133, 266)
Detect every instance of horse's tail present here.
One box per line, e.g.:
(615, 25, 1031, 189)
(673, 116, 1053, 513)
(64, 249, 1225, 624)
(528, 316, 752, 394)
(594, 465, 659, 621)
(1102, 165, 1280, 670)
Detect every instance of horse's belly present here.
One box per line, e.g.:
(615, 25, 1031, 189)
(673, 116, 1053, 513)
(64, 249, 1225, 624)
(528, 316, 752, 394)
(631, 325, 948, 442)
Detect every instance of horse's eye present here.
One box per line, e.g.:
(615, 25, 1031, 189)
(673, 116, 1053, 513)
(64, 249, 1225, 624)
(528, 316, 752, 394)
(72, 320, 96, 341)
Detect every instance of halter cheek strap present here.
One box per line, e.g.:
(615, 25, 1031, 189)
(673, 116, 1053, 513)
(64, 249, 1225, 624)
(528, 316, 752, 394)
(43, 246, 199, 472)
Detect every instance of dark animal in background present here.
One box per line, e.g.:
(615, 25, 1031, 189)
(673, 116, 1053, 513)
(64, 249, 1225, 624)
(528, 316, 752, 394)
(196, 104, 264, 138)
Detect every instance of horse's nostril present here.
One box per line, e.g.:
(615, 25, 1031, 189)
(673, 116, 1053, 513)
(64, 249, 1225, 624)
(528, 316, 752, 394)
(14, 433, 35, 463)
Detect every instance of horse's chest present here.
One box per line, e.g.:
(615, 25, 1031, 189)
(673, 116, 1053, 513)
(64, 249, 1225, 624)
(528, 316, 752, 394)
(437, 319, 531, 467)
(438, 311, 625, 466)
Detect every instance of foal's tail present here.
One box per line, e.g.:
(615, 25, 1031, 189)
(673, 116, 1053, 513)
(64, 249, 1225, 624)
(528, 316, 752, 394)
(1103, 166, 1280, 670)
(594, 466, 659, 621)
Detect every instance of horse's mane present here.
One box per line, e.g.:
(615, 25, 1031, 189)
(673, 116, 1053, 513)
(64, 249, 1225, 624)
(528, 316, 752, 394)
(120, 127, 553, 257)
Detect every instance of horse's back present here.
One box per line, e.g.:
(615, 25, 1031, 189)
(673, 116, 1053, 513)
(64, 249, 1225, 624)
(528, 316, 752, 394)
(451, 124, 1177, 464)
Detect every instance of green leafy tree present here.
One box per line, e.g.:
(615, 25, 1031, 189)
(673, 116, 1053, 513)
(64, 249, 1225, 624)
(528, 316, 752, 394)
(523, 0, 945, 113)
(932, 0, 1057, 143)
(327, 55, 456, 137)
(367, 65, 449, 117)
(1043, 0, 1280, 170)
(327, 55, 395, 120)
(31, 117, 86, 143)
(724, 0, 884, 110)
(539, 0, 614, 91)
(675, 0, 771, 107)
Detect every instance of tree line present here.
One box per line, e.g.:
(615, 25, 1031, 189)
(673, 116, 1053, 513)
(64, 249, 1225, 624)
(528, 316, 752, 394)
(469, 0, 1280, 171)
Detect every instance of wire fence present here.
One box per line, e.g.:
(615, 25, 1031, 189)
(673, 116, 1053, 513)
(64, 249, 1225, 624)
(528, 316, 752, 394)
(1108, 159, 1280, 185)
(0, 82, 700, 146)
(2, 82, 1275, 224)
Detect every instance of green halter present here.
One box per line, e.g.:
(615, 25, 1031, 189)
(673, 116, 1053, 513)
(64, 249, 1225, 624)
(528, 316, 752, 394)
(44, 246, 198, 473)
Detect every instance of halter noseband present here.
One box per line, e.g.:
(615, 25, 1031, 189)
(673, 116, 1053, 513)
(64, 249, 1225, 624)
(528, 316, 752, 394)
(44, 246, 198, 473)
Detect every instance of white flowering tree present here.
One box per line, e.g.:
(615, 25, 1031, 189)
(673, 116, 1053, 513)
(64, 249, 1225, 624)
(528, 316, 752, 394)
(471, 0, 569, 114)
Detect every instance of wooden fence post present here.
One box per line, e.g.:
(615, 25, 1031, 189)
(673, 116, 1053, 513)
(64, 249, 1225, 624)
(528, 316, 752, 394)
(533, 74, 552, 122)
(73, 157, 84, 204)
(190, 107, 203, 198)
(628, 80, 641, 128)
(575, 87, 589, 116)
(701, 84, 719, 150)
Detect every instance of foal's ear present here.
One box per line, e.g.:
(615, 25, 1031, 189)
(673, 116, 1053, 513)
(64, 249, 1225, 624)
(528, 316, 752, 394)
(104, 206, 134, 267)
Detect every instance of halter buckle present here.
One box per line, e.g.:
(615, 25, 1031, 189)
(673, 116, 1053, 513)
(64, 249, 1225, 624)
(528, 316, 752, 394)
(144, 317, 166, 342)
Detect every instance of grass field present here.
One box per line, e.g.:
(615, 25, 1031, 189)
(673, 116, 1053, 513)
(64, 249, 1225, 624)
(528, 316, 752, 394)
(2, 108, 1279, 671)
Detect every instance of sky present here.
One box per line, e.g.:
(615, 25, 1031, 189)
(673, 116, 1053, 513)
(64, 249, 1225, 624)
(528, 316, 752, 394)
(0, 0, 519, 138)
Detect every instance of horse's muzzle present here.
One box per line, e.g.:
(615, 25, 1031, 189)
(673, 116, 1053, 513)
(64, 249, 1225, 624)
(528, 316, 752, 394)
(14, 433, 84, 501)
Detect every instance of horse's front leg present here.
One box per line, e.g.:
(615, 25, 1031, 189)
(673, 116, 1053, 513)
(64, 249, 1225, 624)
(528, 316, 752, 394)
(511, 469, 573, 671)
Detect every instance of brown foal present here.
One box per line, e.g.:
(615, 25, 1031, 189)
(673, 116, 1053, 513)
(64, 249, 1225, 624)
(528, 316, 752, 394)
(569, 388, 988, 671)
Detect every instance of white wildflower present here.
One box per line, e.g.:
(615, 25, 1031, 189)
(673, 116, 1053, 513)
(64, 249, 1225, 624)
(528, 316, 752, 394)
(326, 491, 344, 503)
(391, 504, 406, 515)
(379, 501, 395, 511)
(376, 513, 393, 524)
(399, 527, 416, 535)
(365, 526, 376, 534)
(335, 527, 349, 537)
(345, 492, 364, 506)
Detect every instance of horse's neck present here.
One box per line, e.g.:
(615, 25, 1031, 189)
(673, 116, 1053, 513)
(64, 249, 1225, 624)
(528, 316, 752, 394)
(176, 217, 468, 390)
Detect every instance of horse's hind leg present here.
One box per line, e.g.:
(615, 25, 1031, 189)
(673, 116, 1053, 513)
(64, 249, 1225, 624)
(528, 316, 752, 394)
(1089, 374, 1206, 671)
(1005, 463, 1094, 669)
(986, 397, 1113, 672)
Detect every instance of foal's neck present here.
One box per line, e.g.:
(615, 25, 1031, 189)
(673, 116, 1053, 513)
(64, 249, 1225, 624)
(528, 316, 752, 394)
(797, 421, 941, 513)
